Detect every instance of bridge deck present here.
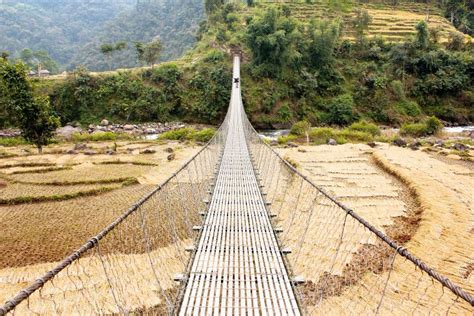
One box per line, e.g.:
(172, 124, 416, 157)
(178, 57, 300, 315)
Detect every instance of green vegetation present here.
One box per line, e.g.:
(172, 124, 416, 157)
(400, 116, 444, 137)
(71, 132, 133, 142)
(0, 0, 204, 71)
(159, 128, 216, 143)
(0, 137, 28, 147)
(0, 59, 60, 152)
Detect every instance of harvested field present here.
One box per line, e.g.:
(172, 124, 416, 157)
(278, 143, 473, 313)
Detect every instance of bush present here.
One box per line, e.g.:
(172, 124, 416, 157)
(400, 116, 444, 137)
(400, 123, 427, 137)
(159, 127, 216, 143)
(326, 94, 357, 126)
(290, 121, 311, 136)
(394, 100, 422, 117)
(191, 128, 216, 143)
(0, 137, 28, 147)
(309, 127, 336, 144)
(72, 132, 124, 142)
(339, 129, 373, 142)
(277, 135, 297, 144)
(347, 120, 380, 136)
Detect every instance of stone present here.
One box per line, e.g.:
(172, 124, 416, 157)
(141, 148, 156, 154)
(165, 147, 174, 153)
(367, 142, 377, 148)
(66, 149, 78, 155)
(452, 143, 467, 152)
(84, 150, 98, 155)
(270, 140, 278, 146)
(145, 128, 157, 134)
(469, 131, 474, 139)
(124, 124, 134, 131)
(446, 154, 461, 160)
(74, 143, 87, 150)
(434, 140, 445, 148)
(327, 139, 337, 146)
(297, 148, 307, 153)
(167, 153, 176, 161)
(56, 125, 82, 140)
(106, 149, 116, 155)
(409, 141, 422, 151)
(393, 138, 407, 147)
(100, 119, 109, 126)
(287, 142, 298, 148)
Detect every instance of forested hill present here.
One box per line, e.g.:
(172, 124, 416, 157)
(0, 0, 204, 71)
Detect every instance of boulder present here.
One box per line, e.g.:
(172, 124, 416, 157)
(66, 149, 78, 155)
(297, 148, 307, 153)
(167, 153, 176, 161)
(84, 150, 98, 155)
(452, 143, 467, 152)
(393, 138, 407, 147)
(434, 140, 445, 148)
(270, 140, 278, 146)
(56, 125, 82, 140)
(165, 147, 174, 153)
(145, 128, 157, 134)
(124, 124, 134, 131)
(106, 149, 116, 155)
(409, 141, 422, 151)
(100, 119, 109, 126)
(469, 130, 474, 139)
(367, 142, 377, 148)
(140, 148, 156, 154)
(327, 138, 337, 146)
(287, 142, 298, 148)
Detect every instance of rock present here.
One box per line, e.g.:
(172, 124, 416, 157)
(106, 149, 116, 155)
(88, 124, 95, 129)
(167, 153, 176, 161)
(66, 149, 78, 155)
(0, 179, 6, 188)
(145, 128, 157, 134)
(327, 139, 337, 146)
(452, 143, 467, 152)
(84, 150, 98, 155)
(140, 148, 156, 154)
(56, 125, 82, 140)
(124, 124, 134, 131)
(164, 147, 174, 153)
(409, 141, 422, 151)
(287, 142, 298, 148)
(100, 119, 109, 126)
(469, 131, 474, 139)
(74, 143, 87, 150)
(297, 148, 307, 153)
(367, 142, 377, 148)
(393, 138, 407, 147)
(434, 140, 445, 148)
(270, 140, 278, 146)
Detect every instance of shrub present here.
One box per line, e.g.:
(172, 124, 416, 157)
(339, 129, 373, 142)
(72, 132, 125, 142)
(395, 100, 422, 117)
(309, 127, 336, 144)
(290, 121, 311, 136)
(326, 94, 357, 126)
(191, 128, 216, 143)
(400, 116, 443, 137)
(347, 120, 380, 136)
(277, 135, 297, 144)
(159, 128, 193, 141)
(0, 137, 28, 147)
(424, 116, 443, 135)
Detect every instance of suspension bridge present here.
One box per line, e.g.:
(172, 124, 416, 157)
(0, 55, 473, 315)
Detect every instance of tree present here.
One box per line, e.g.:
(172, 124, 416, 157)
(19, 49, 59, 73)
(0, 59, 60, 152)
(205, 0, 224, 13)
(100, 42, 128, 70)
(1, 51, 9, 60)
(415, 20, 429, 49)
(135, 39, 162, 68)
(352, 9, 372, 43)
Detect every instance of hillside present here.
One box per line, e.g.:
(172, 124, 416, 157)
(0, 0, 204, 71)
(3, 0, 473, 129)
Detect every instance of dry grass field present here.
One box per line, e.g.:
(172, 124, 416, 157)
(1, 139, 472, 313)
(279, 143, 473, 313)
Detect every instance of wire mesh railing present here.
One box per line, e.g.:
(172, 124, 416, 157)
(241, 95, 474, 314)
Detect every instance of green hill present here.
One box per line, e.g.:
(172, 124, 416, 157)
(0, 0, 204, 71)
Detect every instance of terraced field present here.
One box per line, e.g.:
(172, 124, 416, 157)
(252, 1, 464, 42)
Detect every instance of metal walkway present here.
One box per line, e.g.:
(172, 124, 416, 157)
(178, 56, 300, 315)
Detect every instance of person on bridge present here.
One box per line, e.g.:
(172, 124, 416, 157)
(234, 77, 239, 88)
